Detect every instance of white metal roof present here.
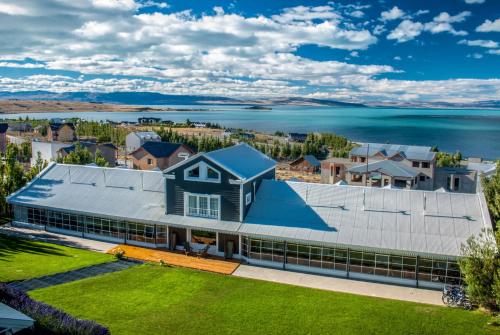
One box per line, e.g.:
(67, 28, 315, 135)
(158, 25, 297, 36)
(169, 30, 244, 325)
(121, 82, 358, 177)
(351, 143, 436, 161)
(242, 180, 492, 258)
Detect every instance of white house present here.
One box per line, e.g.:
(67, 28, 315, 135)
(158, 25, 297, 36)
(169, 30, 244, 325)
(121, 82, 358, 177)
(31, 140, 72, 166)
(125, 131, 161, 154)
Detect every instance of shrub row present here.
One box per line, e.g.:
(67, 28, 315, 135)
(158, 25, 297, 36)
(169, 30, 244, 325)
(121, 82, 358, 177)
(0, 283, 109, 335)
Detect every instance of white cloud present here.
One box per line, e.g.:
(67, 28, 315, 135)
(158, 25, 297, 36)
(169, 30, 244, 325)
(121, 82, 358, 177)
(73, 21, 113, 38)
(91, 0, 138, 11)
(459, 39, 499, 48)
(373, 24, 385, 35)
(0, 3, 32, 16)
(476, 18, 500, 32)
(464, 0, 485, 4)
(349, 10, 364, 18)
(350, 51, 359, 57)
(393, 56, 401, 61)
(415, 10, 430, 16)
(380, 6, 405, 21)
(467, 53, 483, 59)
(488, 49, 500, 55)
(139, 1, 169, 9)
(387, 20, 423, 42)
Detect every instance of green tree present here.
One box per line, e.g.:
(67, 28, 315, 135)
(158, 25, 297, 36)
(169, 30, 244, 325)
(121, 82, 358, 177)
(482, 162, 500, 227)
(61, 144, 93, 165)
(26, 151, 48, 180)
(459, 228, 500, 310)
(94, 150, 108, 167)
(0, 144, 27, 214)
(436, 151, 462, 168)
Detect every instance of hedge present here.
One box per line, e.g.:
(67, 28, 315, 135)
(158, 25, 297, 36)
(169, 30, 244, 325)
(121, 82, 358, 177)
(0, 283, 109, 335)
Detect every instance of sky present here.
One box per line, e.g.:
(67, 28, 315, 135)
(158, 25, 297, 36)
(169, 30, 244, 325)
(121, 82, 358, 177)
(0, 0, 499, 103)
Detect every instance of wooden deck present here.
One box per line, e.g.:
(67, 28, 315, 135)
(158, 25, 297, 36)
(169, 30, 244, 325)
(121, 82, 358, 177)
(107, 245, 240, 275)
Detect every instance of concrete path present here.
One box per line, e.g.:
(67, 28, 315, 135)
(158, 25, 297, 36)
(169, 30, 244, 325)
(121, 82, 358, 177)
(233, 265, 443, 306)
(8, 260, 139, 292)
(0, 224, 117, 252)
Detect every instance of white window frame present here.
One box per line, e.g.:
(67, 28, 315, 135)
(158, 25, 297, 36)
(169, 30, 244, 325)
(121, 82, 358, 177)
(184, 192, 221, 220)
(178, 152, 190, 160)
(184, 161, 221, 183)
(245, 192, 252, 206)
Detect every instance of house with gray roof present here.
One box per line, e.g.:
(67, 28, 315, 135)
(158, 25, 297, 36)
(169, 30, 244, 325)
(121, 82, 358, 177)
(125, 131, 161, 153)
(7, 142, 493, 289)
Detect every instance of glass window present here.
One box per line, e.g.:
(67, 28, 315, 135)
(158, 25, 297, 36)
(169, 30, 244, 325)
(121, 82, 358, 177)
(207, 167, 219, 179)
(186, 194, 219, 219)
(188, 166, 200, 178)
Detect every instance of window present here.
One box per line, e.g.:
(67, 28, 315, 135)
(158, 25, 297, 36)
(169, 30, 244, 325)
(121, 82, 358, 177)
(454, 177, 460, 190)
(188, 166, 200, 178)
(359, 157, 366, 163)
(185, 193, 220, 219)
(147, 158, 153, 165)
(184, 161, 220, 183)
(419, 175, 426, 182)
(178, 152, 190, 160)
(351, 174, 362, 182)
(412, 161, 419, 168)
(335, 166, 341, 176)
(245, 192, 252, 205)
(422, 162, 430, 169)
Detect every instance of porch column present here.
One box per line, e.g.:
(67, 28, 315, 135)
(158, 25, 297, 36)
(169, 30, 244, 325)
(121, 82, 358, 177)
(186, 228, 191, 245)
(238, 235, 242, 256)
(216, 232, 219, 253)
(166, 225, 170, 249)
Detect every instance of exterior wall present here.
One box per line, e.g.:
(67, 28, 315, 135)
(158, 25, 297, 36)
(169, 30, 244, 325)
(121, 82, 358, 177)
(48, 125, 75, 142)
(241, 169, 275, 220)
(125, 133, 160, 153)
(320, 159, 353, 184)
(289, 159, 318, 173)
(166, 145, 193, 168)
(6, 135, 28, 146)
(434, 168, 477, 193)
(31, 141, 73, 166)
(131, 145, 192, 170)
(166, 156, 241, 222)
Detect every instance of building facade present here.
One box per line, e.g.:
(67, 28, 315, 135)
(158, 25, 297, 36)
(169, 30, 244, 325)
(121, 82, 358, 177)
(58, 142, 118, 167)
(8, 143, 492, 289)
(125, 131, 161, 153)
(130, 142, 194, 170)
(47, 123, 76, 142)
(0, 123, 7, 153)
(289, 155, 320, 173)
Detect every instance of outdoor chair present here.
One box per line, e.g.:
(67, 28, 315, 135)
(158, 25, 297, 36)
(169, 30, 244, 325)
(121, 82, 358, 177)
(183, 241, 193, 256)
(197, 244, 210, 258)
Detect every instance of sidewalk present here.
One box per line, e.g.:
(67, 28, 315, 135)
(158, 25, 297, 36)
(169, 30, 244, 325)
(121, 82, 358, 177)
(0, 224, 117, 253)
(233, 265, 444, 306)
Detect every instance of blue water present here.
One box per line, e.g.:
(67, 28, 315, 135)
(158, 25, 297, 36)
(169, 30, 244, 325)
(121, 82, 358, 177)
(2, 105, 500, 159)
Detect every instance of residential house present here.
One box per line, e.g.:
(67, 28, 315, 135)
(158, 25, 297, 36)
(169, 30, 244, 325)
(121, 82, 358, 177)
(7, 134, 28, 146)
(0, 123, 7, 153)
(31, 140, 73, 166)
(8, 123, 32, 133)
(138, 117, 162, 124)
(289, 155, 320, 173)
(47, 123, 76, 142)
(434, 167, 477, 193)
(286, 133, 307, 143)
(193, 122, 207, 128)
(125, 131, 161, 153)
(130, 141, 194, 170)
(322, 143, 436, 190)
(8, 143, 493, 289)
(320, 157, 353, 184)
(58, 142, 118, 167)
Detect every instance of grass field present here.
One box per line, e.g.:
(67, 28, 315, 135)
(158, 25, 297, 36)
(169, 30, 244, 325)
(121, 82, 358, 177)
(0, 234, 114, 282)
(30, 264, 497, 335)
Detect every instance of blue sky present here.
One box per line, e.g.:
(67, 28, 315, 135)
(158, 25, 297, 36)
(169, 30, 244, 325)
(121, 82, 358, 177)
(0, 0, 498, 102)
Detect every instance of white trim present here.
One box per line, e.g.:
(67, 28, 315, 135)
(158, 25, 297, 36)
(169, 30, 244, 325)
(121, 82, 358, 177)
(164, 174, 175, 179)
(239, 184, 243, 222)
(184, 192, 221, 220)
(184, 161, 221, 183)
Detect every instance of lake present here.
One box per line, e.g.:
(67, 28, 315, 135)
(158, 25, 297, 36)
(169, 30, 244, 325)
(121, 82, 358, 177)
(2, 105, 500, 159)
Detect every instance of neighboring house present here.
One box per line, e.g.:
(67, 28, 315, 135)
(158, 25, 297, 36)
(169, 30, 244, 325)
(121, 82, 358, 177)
(125, 131, 161, 153)
(286, 133, 307, 143)
(31, 141, 73, 165)
(47, 122, 76, 142)
(434, 167, 477, 193)
(58, 142, 118, 167)
(130, 141, 194, 170)
(7, 134, 28, 146)
(138, 117, 162, 124)
(193, 122, 207, 128)
(322, 143, 436, 191)
(8, 123, 32, 133)
(289, 155, 320, 173)
(0, 123, 7, 153)
(8, 142, 493, 289)
(320, 157, 353, 184)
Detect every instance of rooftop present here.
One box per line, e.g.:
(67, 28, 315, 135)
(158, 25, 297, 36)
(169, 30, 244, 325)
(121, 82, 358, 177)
(0, 123, 8, 133)
(132, 141, 188, 158)
(242, 180, 491, 258)
(203, 143, 276, 180)
(292, 155, 320, 167)
(348, 160, 420, 178)
(49, 122, 75, 131)
(351, 143, 436, 161)
(131, 131, 160, 140)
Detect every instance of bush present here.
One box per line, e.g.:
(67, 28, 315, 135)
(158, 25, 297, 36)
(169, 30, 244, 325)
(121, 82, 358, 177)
(112, 248, 125, 260)
(0, 283, 110, 335)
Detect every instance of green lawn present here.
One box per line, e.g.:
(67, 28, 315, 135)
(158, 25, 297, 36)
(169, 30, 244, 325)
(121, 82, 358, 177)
(0, 234, 115, 282)
(30, 265, 497, 335)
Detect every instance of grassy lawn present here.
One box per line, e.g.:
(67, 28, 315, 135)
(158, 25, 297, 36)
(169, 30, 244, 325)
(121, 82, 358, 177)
(0, 234, 115, 282)
(30, 264, 497, 335)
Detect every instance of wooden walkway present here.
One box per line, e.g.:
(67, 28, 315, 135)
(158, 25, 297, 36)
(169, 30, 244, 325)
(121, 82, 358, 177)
(108, 245, 240, 275)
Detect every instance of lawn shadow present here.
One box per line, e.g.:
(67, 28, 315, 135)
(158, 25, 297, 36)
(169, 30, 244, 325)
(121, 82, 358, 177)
(0, 234, 68, 260)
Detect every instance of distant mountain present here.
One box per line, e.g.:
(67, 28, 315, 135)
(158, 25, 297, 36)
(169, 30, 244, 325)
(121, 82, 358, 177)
(366, 100, 500, 109)
(0, 91, 365, 107)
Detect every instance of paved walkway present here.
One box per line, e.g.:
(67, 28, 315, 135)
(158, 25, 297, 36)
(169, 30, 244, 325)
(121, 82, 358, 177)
(9, 260, 139, 292)
(233, 265, 443, 306)
(0, 224, 117, 252)
(109, 244, 241, 275)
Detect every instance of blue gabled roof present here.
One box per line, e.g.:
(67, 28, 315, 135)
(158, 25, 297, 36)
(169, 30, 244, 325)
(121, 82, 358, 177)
(349, 160, 419, 178)
(204, 143, 276, 180)
(137, 141, 189, 158)
(303, 155, 320, 167)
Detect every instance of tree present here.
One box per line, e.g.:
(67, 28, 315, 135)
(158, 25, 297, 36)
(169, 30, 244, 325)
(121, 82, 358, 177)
(94, 150, 108, 167)
(436, 151, 462, 168)
(0, 144, 27, 215)
(482, 162, 500, 227)
(61, 144, 93, 165)
(26, 152, 48, 181)
(459, 228, 500, 310)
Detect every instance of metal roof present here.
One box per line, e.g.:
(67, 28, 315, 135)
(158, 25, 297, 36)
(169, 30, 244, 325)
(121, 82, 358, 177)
(348, 160, 420, 178)
(132, 141, 185, 158)
(202, 143, 276, 180)
(8, 163, 166, 223)
(0, 303, 34, 333)
(242, 180, 491, 258)
(132, 131, 160, 140)
(350, 143, 436, 161)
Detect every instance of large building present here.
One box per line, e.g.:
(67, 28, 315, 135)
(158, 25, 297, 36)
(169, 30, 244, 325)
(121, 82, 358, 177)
(8, 143, 492, 289)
